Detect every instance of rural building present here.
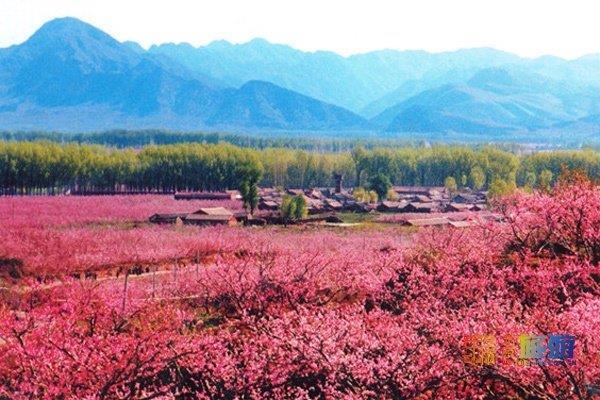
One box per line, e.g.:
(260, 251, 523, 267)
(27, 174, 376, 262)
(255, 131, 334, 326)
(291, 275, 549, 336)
(449, 220, 472, 228)
(324, 199, 343, 211)
(405, 218, 450, 227)
(378, 201, 404, 212)
(452, 194, 479, 204)
(402, 202, 438, 213)
(186, 207, 238, 225)
(394, 186, 446, 197)
(307, 198, 326, 214)
(344, 201, 373, 213)
(413, 195, 432, 203)
(445, 203, 473, 212)
(306, 189, 325, 199)
(258, 200, 280, 211)
(191, 207, 234, 217)
(184, 214, 237, 226)
(286, 189, 305, 196)
(149, 206, 238, 226)
(174, 191, 238, 201)
(149, 213, 188, 224)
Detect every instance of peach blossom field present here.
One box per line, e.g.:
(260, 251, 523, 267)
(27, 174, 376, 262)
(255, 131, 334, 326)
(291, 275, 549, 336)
(0, 183, 598, 399)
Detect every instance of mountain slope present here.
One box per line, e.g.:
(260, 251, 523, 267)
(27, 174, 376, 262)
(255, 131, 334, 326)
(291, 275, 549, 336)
(208, 81, 369, 130)
(149, 41, 521, 113)
(0, 18, 223, 123)
(0, 18, 368, 132)
(374, 68, 600, 134)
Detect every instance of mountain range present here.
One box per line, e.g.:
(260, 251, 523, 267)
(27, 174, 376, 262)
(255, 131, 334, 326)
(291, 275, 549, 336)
(0, 17, 599, 141)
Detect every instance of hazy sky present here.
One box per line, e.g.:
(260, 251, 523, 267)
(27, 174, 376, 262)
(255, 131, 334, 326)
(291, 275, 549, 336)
(1, 0, 599, 58)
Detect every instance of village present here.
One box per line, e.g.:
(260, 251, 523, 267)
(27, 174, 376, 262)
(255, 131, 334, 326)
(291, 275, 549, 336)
(151, 175, 496, 229)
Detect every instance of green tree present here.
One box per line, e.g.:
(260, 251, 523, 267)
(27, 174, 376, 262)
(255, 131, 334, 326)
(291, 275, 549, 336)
(488, 179, 516, 200)
(468, 166, 486, 190)
(353, 187, 368, 203)
(444, 176, 458, 193)
(351, 146, 367, 187)
(353, 187, 379, 204)
(368, 173, 392, 201)
(238, 159, 263, 215)
(538, 169, 554, 192)
(368, 191, 379, 204)
(524, 171, 537, 190)
(281, 195, 308, 225)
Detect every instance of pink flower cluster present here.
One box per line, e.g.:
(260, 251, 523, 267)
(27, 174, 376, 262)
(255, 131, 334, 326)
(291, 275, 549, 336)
(0, 183, 598, 399)
(0, 196, 242, 278)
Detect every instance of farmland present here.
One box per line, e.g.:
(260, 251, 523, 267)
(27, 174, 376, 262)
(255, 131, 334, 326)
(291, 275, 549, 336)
(0, 177, 598, 399)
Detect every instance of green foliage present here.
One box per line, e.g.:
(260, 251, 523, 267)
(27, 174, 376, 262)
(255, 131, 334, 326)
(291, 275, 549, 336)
(488, 179, 517, 199)
(369, 191, 379, 203)
(281, 195, 308, 223)
(0, 140, 598, 195)
(369, 173, 392, 201)
(353, 187, 368, 203)
(517, 149, 600, 188)
(353, 187, 379, 203)
(444, 176, 458, 193)
(351, 146, 368, 187)
(238, 159, 263, 215)
(386, 189, 398, 201)
(523, 171, 537, 191)
(538, 169, 554, 192)
(468, 166, 486, 190)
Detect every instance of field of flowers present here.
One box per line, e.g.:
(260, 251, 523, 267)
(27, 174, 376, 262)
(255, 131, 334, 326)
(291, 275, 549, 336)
(0, 181, 598, 399)
(0, 196, 243, 278)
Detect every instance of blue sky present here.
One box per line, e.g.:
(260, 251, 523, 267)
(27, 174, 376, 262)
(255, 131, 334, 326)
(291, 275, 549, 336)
(1, 0, 599, 58)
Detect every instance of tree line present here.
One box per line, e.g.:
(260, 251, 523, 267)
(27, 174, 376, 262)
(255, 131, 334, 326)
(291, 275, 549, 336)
(0, 130, 426, 152)
(0, 140, 598, 195)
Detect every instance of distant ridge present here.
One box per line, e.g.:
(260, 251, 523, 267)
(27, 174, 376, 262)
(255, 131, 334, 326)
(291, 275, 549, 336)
(0, 17, 598, 140)
(0, 18, 369, 132)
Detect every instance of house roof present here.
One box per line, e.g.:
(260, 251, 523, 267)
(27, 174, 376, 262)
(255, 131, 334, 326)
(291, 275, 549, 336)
(406, 218, 450, 227)
(453, 194, 479, 202)
(380, 201, 401, 209)
(192, 207, 234, 216)
(449, 220, 472, 228)
(447, 203, 473, 210)
(260, 200, 280, 207)
(409, 202, 438, 210)
(185, 214, 235, 221)
(394, 186, 445, 195)
(325, 199, 343, 208)
(150, 213, 189, 219)
(414, 195, 432, 202)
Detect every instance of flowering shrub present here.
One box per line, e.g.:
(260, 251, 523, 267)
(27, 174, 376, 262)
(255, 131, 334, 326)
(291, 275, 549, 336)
(0, 182, 598, 399)
(0, 195, 242, 228)
(0, 196, 242, 278)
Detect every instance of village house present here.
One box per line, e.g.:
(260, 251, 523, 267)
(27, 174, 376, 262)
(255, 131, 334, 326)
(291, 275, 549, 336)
(405, 217, 450, 227)
(402, 202, 439, 213)
(324, 199, 343, 211)
(377, 201, 408, 213)
(445, 203, 473, 212)
(184, 207, 237, 226)
(393, 186, 446, 197)
(448, 220, 472, 228)
(149, 213, 188, 224)
(452, 193, 480, 204)
(174, 191, 239, 201)
(149, 207, 238, 227)
(258, 199, 280, 211)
